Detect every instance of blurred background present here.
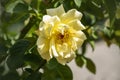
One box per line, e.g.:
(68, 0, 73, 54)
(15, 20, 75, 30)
(0, 0, 120, 80)
(69, 41, 120, 80)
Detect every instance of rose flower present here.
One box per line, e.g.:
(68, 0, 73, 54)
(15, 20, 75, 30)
(37, 5, 86, 65)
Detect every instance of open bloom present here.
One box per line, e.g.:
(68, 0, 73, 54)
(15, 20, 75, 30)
(37, 5, 86, 65)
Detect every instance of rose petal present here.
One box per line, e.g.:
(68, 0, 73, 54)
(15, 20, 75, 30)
(37, 48, 51, 61)
(73, 31, 87, 40)
(37, 37, 52, 60)
(68, 20, 85, 30)
(50, 38, 59, 57)
(56, 56, 66, 65)
(42, 16, 61, 37)
(61, 9, 82, 23)
(47, 4, 65, 17)
(43, 15, 60, 24)
(56, 43, 71, 57)
(56, 50, 75, 65)
(43, 15, 52, 23)
(73, 37, 84, 48)
(37, 5, 86, 65)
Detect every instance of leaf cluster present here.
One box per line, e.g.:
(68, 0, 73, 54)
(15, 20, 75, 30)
(0, 0, 120, 80)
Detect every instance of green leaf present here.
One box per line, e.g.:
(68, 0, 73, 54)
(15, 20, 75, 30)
(7, 39, 31, 69)
(13, 3, 28, 14)
(5, 0, 23, 13)
(0, 75, 2, 80)
(114, 19, 120, 30)
(103, 27, 111, 39)
(2, 2, 30, 37)
(81, 1, 104, 20)
(0, 44, 8, 63)
(9, 39, 31, 55)
(5, 2, 29, 37)
(18, 16, 37, 39)
(25, 72, 42, 80)
(24, 53, 42, 70)
(74, 0, 82, 7)
(85, 58, 96, 74)
(75, 55, 84, 67)
(113, 19, 120, 46)
(81, 41, 87, 55)
(42, 59, 73, 80)
(63, 0, 76, 11)
(24, 53, 41, 65)
(0, 44, 8, 55)
(23, 0, 32, 4)
(25, 68, 34, 73)
(30, 0, 38, 10)
(10, 2, 29, 24)
(92, 0, 103, 5)
(88, 40, 95, 51)
(46, 58, 59, 70)
(1, 70, 20, 80)
(103, 0, 116, 26)
(0, 66, 4, 75)
(81, 12, 96, 26)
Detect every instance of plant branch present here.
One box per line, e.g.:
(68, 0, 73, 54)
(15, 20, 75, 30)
(35, 59, 46, 72)
(19, 16, 37, 39)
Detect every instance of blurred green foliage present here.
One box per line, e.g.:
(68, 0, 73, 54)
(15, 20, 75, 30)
(0, 0, 120, 80)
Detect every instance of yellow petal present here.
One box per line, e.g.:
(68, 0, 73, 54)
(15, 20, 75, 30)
(56, 43, 69, 52)
(72, 31, 86, 48)
(56, 56, 66, 65)
(50, 38, 59, 57)
(68, 20, 85, 30)
(61, 9, 82, 23)
(41, 15, 61, 37)
(37, 48, 51, 61)
(73, 37, 84, 48)
(64, 50, 75, 60)
(74, 31, 87, 40)
(71, 40, 77, 51)
(56, 43, 71, 57)
(37, 36, 52, 60)
(43, 15, 52, 23)
(43, 15, 60, 24)
(46, 4, 65, 17)
(56, 50, 75, 65)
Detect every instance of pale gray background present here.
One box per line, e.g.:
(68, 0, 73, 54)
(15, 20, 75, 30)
(68, 41, 120, 80)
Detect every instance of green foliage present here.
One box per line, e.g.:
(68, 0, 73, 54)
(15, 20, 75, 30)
(7, 39, 31, 69)
(25, 71, 42, 80)
(75, 55, 84, 67)
(74, 0, 82, 8)
(1, 70, 20, 80)
(42, 58, 73, 80)
(85, 57, 96, 74)
(0, 0, 120, 80)
(103, 0, 116, 26)
(0, 44, 8, 63)
(75, 54, 96, 74)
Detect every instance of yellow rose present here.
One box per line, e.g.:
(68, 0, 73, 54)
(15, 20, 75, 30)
(37, 5, 86, 65)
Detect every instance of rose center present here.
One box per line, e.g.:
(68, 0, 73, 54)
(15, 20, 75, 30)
(55, 30, 69, 44)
